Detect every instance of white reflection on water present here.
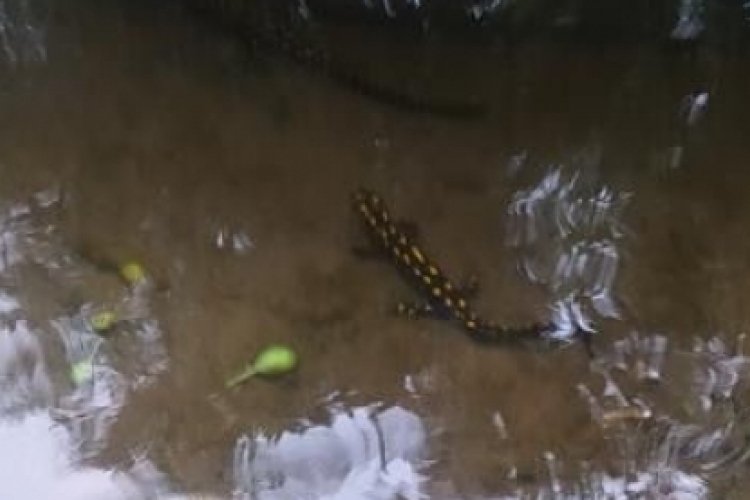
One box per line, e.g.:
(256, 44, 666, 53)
(52, 315, 128, 459)
(0, 185, 175, 498)
(232, 404, 429, 500)
(671, 0, 705, 41)
(689, 335, 749, 413)
(0, 321, 52, 416)
(0, 0, 46, 68)
(506, 163, 631, 339)
(680, 91, 709, 129)
(572, 332, 750, 499)
(215, 225, 255, 255)
(467, 0, 508, 22)
(0, 320, 178, 500)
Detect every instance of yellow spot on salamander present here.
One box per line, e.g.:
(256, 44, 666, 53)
(392, 246, 401, 258)
(413, 267, 422, 277)
(410, 246, 425, 264)
(432, 287, 442, 297)
(466, 320, 477, 329)
(457, 298, 467, 309)
(427, 265, 439, 276)
(388, 224, 397, 236)
(443, 296, 453, 308)
(422, 275, 432, 286)
(444, 281, 453, 290)
(402, 254, 411, 266)
(398, 235, 407, 246)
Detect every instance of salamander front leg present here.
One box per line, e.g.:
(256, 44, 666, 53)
(393, 301, 435, 319)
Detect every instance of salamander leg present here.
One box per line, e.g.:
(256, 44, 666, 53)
(393, 301, 435, 319)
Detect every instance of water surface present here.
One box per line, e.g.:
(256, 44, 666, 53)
(1, 1, 750, 497)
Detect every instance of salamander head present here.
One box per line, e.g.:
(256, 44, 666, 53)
(351, 188, 381, 207)
(351, 188, 389, 223)
(351, 188, 369, 205)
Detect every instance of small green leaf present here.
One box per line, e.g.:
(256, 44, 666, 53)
(90, 310, 118, 333)
(119, 261, 146, 286)
(71, 360, 94, 385)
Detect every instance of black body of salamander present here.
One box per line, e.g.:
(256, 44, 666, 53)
(351, 188, 556, 344)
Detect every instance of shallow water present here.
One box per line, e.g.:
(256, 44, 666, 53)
(2, 0, 750, 497)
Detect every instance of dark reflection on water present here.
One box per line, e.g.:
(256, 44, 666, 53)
(1, 0, 750, 498)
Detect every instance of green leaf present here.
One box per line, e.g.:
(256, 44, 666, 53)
(90, 310, 118, 333)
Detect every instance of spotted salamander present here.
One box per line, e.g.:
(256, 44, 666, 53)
(351, 188, 555, 343)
